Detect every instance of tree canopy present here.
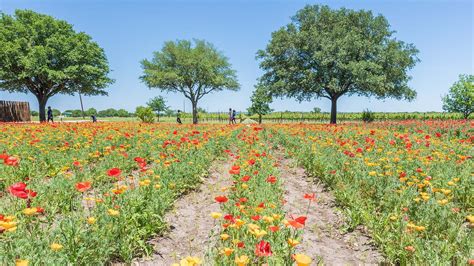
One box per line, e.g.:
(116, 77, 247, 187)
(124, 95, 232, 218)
(0, 10, 113, 121)
(442, 74, 473, 119)
(141, 39, 240, 124)
(257, 5, 419, 123)
(247, 85, 273, 124)
(147, 96, 169, 121)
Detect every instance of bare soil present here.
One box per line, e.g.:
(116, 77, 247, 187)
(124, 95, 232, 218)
(276, 151, 384, 265)
(134, 157, 234, 265)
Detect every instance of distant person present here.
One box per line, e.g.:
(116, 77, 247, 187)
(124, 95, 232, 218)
(47, 106, 54, 122)
(232, 109, 237, 124)
(177, 110, 182, 124)
(228, 108, 233, 125)
(91, 115, 97, 123)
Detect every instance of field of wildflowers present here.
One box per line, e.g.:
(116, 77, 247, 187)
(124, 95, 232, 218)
(0, 120, 472, 265)
(271, 120, 473, 264)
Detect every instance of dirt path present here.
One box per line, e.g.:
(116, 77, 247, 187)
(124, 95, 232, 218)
(276, 150, 384, 265)
(135, 157, 234, 265)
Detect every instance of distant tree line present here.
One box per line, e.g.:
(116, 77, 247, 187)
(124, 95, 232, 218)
(31, 108, 133, 117)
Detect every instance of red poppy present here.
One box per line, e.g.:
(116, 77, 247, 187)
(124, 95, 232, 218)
(255, 240, 272, 257)
(75, 182, 91, 193)
(215, 195, 228, 203)
(251, 215, 261, 221)
(288, 215, 307, 229)
(8, 182, 36, 199)
(247, 159, 256, 166)
(107, 168, 122, 177)
(224, 214, 234, 221)
(73, 161, 81, 167)
(0, 153, 8, 160)
(266, 176, 277, 184)
(239, 197, 248, 203)
(304, 193, 315, 201)
(4, 156, 19, 166)
(268, 225, 280, 232)
(295, 216, 307, 225)
(35, 207, 45, 213)
(229, 165, 240, 175)
(237, 242, 245, 248)
(288, 220, 304, 229)
(134, 157, 145, 163)
(241, 175, 250, 182)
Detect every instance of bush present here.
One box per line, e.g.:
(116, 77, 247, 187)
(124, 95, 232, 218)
(362, 109, 375, 123)
(135, 106, 155, 123)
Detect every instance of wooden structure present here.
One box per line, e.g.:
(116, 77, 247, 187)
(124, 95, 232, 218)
(0, 100, 31, 122)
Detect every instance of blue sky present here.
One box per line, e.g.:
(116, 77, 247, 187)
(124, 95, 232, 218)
(0, 0, 472, 113)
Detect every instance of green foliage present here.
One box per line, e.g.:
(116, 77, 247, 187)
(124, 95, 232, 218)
(98, 108, 118, 117)
(146, 96, 168, 116)
(247, 85, 273, 124)
(312, 107, 321, 113)
(442, 74, 474, 119)
(52, 109, 61, 117)
(116, 109, 130, 117)
(135, 106, 155, 123)
(141, 39, 240, 124)
(197, 107, 207, 114)
(362, 109, 375, 123)
(0, 10, 113, 121)
(85, 108, 97, 116)
(71, 110, 83, 117)
(257, 5, 419, 123)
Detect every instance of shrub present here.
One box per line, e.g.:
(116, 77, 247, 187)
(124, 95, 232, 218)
(135, 106, 155, 123)
(362, 109, 375, 123)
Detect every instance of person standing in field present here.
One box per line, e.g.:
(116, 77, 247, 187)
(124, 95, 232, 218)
(177, 110, 182, 124)
(47, 106, 54, 123)
(232, 109, 237, 124)
(228, 108, 233, 125)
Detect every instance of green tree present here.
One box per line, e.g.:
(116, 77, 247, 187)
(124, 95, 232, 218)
(247, 85, 273, 124)
(0, 10, 113, 122)
(197, 107, 207, 114)
(52, 109, 61, 117)
(442, 74, 473, 119)
(71, 109, 83, 117)
(141, 39, 240, 124)
(85, 108, 97, 116)
(146, 96, 169, 121)
(257, 5, 419, 124)
(312, 107, 321, 113)
(30, 110, 39, 116)
(116, 109, 130, 117)
(97, 108, 118, 117)
(135, 106, 155, 123)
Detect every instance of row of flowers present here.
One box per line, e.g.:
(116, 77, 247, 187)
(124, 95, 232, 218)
(0, 123, 233, 265)
(191, 126, 313, 265)
(270, 120, 473, 264)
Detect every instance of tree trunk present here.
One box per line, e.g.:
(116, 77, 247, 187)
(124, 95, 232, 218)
(258, 114, 262, 124)
(157, 113, 160, 122)
(37, 96, 48, 122)
(192, 102, 198, 124)
(464, 111, 470, 119)
(330, 97, 337, 124)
